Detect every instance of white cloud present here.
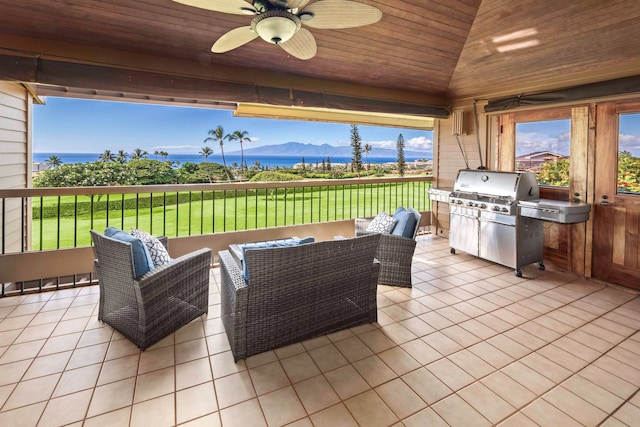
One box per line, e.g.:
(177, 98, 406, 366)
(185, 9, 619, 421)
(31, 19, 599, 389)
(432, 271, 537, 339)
(363, 136, 433, 152)
(619, 133, 640, 155)
(516, 131, 569, 156)
(557, 131, 571, 143)
(367, 139, 396, 149)
(517, 131, 640, 157)
(405, 136, 433, 151)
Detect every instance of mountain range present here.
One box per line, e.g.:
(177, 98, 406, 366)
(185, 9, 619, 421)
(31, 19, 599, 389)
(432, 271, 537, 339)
(226, 141, 430, 159)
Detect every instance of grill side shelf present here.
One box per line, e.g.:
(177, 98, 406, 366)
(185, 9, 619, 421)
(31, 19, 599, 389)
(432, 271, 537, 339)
(518, 199, 591, 224)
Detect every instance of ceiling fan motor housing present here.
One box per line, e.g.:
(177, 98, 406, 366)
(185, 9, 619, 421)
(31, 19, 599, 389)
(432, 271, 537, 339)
(251, 10, 301, 44)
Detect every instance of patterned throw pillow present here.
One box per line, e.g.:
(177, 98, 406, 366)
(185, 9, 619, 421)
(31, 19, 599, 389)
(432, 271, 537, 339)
(366, 211, 398, 234)
(131, 228, 171, 267)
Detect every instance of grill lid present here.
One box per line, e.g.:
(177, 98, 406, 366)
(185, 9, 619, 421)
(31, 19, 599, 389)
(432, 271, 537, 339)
(453, 170, 539, 201)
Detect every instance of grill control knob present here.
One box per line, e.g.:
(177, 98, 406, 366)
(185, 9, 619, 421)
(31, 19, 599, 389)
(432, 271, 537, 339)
(501, 207, 509, 213)
(479, 204, 487, 209)
(466, 202, 473, 207)
(457, 200, 463, 205)
(492, 206, 500, 211)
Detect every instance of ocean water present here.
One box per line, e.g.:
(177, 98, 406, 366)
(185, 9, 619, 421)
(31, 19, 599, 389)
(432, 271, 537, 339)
(33, 153, 425, 168)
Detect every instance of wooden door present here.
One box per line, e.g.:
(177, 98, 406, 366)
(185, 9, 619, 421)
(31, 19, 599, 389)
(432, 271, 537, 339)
(592, 102, 640, 289)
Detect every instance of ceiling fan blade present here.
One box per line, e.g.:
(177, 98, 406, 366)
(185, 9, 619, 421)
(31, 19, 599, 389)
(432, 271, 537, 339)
(211, 27, 259, 53)
(268, 0, 312, 9)
(279, 28, 317, 60)
(171, 0, 256, 15)
(301, 0, 382, 29)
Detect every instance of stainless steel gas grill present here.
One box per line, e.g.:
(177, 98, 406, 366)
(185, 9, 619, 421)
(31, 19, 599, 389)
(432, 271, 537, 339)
(431, 169, 592, 276)
(448, 170, 545, 277)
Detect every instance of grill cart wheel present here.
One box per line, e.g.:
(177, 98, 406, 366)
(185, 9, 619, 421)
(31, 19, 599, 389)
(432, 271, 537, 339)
(450, 248, 456, 254)
(515, 269, 522, 277)
(538, 262, 545, 270)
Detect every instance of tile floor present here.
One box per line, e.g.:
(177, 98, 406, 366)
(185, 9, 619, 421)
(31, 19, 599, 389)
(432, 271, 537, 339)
(1, 235, 639, 426)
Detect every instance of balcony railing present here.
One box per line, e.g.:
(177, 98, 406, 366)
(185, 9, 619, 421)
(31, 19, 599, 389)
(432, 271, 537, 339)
(0, 176, 433, 295)
(2, 176, 433, 252)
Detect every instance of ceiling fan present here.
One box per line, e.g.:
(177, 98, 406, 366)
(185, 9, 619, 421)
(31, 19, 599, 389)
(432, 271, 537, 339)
(172, 0, 383, 60)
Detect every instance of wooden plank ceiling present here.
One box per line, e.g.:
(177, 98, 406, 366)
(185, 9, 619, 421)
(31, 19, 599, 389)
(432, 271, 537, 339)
(0, 0, 639, 109)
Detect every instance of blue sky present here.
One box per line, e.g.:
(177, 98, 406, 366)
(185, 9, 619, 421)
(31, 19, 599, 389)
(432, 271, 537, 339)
(33, 97, 434, 155)
(619, 113, 640, 155)
(33, 97, 640, 157)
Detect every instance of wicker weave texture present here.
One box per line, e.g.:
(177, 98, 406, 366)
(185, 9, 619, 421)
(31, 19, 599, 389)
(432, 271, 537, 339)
(220, 234, 381, 361)
(91, 230, 212, 350)
(355, 213, 421, 288)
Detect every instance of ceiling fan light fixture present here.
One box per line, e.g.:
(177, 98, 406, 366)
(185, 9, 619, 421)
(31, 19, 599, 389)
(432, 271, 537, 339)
(299, 11, 314, 21)
(252, 10, 301, 44)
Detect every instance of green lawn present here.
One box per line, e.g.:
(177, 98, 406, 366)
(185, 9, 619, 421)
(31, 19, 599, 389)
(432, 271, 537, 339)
(31, 183, 431, 250)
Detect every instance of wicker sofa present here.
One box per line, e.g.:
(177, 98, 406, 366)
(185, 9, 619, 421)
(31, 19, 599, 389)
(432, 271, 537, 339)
(90, 230, 212, 350)
(219, 234, 381, 361)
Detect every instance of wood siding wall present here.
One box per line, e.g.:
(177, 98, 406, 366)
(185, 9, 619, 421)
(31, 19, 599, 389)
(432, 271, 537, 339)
(432, 102, 489, 236)
(0, 82, 30, 253)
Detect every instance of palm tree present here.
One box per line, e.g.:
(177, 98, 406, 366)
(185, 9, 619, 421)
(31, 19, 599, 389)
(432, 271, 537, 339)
(131, 148, 148, 160)
(364, 143, 372, 171)
(45, 155, 62, 169)
(160, 151, 169, 161)
(116, 150, 128, 164)
(99, 150, 116, 162)
(199, 146, 214, 183)
(199, 146, 213, 161)
(230, 130, 251, 178)
(205, 126, 231, 182)
(154, 150, 160, 160)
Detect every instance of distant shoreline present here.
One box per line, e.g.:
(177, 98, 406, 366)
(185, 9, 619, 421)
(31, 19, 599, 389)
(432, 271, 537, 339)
(33, 152, 432, 169)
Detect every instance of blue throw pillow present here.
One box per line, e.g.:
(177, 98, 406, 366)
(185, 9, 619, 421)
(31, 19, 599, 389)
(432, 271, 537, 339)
(239, 237, 315, 283)
(391, 207, 419, 238)
(104, 227, 154, 278)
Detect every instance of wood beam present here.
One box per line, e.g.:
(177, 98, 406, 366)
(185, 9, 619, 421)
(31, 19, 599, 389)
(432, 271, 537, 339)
(0, 50, 448, 117)
(0, 34, 449, 109)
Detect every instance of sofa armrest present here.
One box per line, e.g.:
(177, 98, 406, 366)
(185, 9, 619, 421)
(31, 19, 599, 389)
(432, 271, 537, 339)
(355, 217, 375, 236)
(219, 250, 250, 361)
(158, 236, 168, 249)
(219, 250, 248, 292)
(379, 233, 417, 257)
(136, 247, 211, 288)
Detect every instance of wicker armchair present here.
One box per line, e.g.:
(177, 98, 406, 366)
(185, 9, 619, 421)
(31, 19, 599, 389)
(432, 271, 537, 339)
(220, 234, 380, 361)
(355, 208, 422, 288)
(90, 230, 212, 350)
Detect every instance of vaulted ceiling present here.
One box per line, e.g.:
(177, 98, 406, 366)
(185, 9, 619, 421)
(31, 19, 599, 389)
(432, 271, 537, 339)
(1, 0, 639, 114)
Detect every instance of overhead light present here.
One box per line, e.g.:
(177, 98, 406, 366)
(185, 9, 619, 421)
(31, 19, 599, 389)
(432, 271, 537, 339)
(299, 11, 314, 21)
(252, 10, 301, 45)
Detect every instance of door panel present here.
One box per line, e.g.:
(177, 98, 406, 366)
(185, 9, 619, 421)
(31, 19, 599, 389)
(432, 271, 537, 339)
(449, 211, 479, 256)
(591, 103, 640, 290)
